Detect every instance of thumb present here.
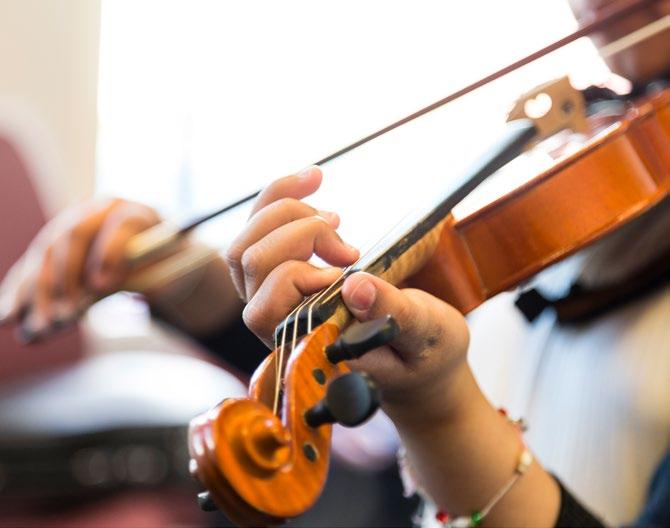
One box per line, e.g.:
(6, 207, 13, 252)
(341, 272, 466, 363)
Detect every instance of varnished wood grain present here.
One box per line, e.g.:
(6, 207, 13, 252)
(410, 89, 670, 312)
(189, 324, 347, 524)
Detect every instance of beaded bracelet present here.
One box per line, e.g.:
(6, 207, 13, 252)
(398, 408, 532, 528)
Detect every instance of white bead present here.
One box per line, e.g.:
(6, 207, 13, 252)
(517, 449, 533, 473)
(447, 516, 471, 528)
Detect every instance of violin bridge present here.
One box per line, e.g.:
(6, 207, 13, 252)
(507, 76, 588, 145)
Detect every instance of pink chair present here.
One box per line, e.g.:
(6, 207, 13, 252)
(0, 136, 83, 383)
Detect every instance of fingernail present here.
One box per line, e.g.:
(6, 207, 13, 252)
(298, 165, 320, 180)
(17, 317, 42, 343)
(346, 278, 376, 311)
(339, 236, 359, 257)
(330, 228, 358, 255)
(318, 210, 340, 227)
(344, 241, 359, 256)
(20, 311, 48, 341)
(52, 300, 76, 328)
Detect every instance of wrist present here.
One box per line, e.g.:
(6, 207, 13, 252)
(143, 250, 243, 337)
(386, 366, 561, 528)
(383, 361, 481, 434)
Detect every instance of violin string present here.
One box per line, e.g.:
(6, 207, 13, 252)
(270, 238, 397, 416)
(307, 299, 314, 334)
(273, 314, 282, 415)
(271, 290, 321, 415)
(300, 241, 385, 333)
(305, 267, 351, 333)
(273, 313, 291, 416)
(303, 264, 360, 330)
(272, 298, 311, 416)
(272, 301, 309, 417)
(599, 14, 670, 59)
(304, 233, 388, 312)
(290, 303, 305, 364)
(271, 265, 358, 416)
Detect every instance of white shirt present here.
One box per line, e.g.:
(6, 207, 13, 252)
(465, 200, 670, 526)
(468, 285, 670, 526)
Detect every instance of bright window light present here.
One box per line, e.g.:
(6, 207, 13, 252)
(96, 1, 610, 251)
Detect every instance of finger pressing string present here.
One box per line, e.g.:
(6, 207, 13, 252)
(243, 263, 342, 347)
(341, 272, 468, 364)
(239, 216, 359, 301)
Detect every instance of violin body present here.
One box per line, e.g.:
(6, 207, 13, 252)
(410, 88, 670, 312)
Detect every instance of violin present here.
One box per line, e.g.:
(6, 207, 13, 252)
(181, 1, 670, 525)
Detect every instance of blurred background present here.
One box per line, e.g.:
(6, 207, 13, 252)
(0, 0, 617, 526)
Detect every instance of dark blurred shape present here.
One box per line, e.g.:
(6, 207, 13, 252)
(0, 426, 187, 503)
(197, 491, 217, 512)
(0, 351, 246, 527)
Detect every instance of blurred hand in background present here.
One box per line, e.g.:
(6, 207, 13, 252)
(0, 198, 161, 341)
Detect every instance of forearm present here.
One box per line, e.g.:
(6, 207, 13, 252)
(387, 365, 560, 527)
(145, 253, 243, 338)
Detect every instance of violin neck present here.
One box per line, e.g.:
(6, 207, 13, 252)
(275, 119, 539, 341)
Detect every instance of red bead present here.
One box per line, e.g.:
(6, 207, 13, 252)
(498, 407, 508, 416)
(436, 510, 450, 523)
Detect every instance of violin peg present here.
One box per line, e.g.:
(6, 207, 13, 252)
(305, 372, 381, 428)
(326, 315, 399, 364)
(197, 491, 218, 512)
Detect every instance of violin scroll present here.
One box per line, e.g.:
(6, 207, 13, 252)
(188, 314, 400, 525)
